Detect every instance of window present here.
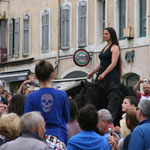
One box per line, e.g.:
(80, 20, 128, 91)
(8, 18, 20, 58)
(22, 15, 30, 56)
(119, 0, 126, 40)
(41, 9, 49, 53)
(139, 0, 147, 37)
(133, 0, 148, 46)
(60, 5, 70, 50)
(78, 1, 87, 48)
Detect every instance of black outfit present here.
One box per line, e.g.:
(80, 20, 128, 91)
(97, 44, 121, 92)
(96, 44, 122, 125)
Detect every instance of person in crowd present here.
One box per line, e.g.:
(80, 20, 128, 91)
(67, 98, 81, 139)
(0, 102, 8, 116)
(67, 104, 110, 150)
(122, 107, 138, 150)
(0, 80, 3, 94)
(5, 92, 13, 105)
(0, 81, 8, 105)
(17, 71, 39, 96)
(97, 109, 120, 142)
(0, 111, 50, 150)
(24, 60, 70, 145)
(8, 94, 25, 116)
(116, 96, 139, 150)
(134, 79, 150, 101)
(1, 90, 8, 99)
(120, 96, 139, 138)
(0, 94, 8, 105)
(0, 113, 20, 146)
(128, 99, 150, 150)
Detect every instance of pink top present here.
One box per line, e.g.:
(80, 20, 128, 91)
(138, 93, 150, 101)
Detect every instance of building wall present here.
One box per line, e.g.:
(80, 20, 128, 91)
(0, 0, 150, 92)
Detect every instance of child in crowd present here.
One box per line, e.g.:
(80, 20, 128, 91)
(24, 60, 70, 145)
(120, 96, 139, 138)
(117, 96, 139, 150)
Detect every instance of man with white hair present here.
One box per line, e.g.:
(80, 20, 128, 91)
(128, 99, 150, 150)
(97, 109, 120, 139)
(97, 109, 121, 150)
(0, 111, 50, 150)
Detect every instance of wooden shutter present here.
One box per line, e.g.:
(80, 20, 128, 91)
(119, 0, 126, 39)
(14, 18, 20, 57)
(41, 10, 49, 53)
(60, 5, 70, 50)
(0, 20, 7, 48)
(140, 0, 147, 37)
(78, 1, 87, 48)
(8, 19, 14, 58)
(23, 15, 29, 56)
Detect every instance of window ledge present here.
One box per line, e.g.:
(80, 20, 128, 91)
(132, 36, 149, 47)
(40, 51, 57, 59)
(0, 57, 34, 67)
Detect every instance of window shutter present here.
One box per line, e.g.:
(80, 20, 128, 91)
(8, 19, 14, 58)
(0, 20, 6, 48)
(60, 5, 70, 50)
(45, 13, 49, 52)
(14, 18, 20, 57)
(41, 10, 49, 53)
(78, 1, 87, 48)
(102, 1, 106, 32)
(23, 15, 29, 56)
(119, 0, 126, 39)
(140, 0, 146, 37)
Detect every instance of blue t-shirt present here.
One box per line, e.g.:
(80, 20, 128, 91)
(67, 131, 110, 150)
(24, 87, 70, 144)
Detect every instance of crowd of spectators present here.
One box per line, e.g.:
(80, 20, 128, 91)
(0, 60, 150, 150)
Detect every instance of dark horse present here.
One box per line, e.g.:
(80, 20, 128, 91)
(68, 80, 137, 126)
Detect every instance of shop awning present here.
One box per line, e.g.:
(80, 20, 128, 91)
(52, 77, 88, 91)
(0, 70, 30, 82)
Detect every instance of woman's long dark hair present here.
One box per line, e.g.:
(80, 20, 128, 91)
(8, 94, 25, 116)
(105, 27, 122, 77)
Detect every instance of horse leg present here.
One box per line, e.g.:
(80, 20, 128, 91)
(106, 91, 123, 126)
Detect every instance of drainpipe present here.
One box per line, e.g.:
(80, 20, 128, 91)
(55, 0, 61, 78)
(55, 0, 68, 78)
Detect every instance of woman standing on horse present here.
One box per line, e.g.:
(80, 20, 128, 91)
(87, 27, 122, 93)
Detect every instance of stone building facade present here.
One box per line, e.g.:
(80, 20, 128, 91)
(0, 0, 149, 92)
